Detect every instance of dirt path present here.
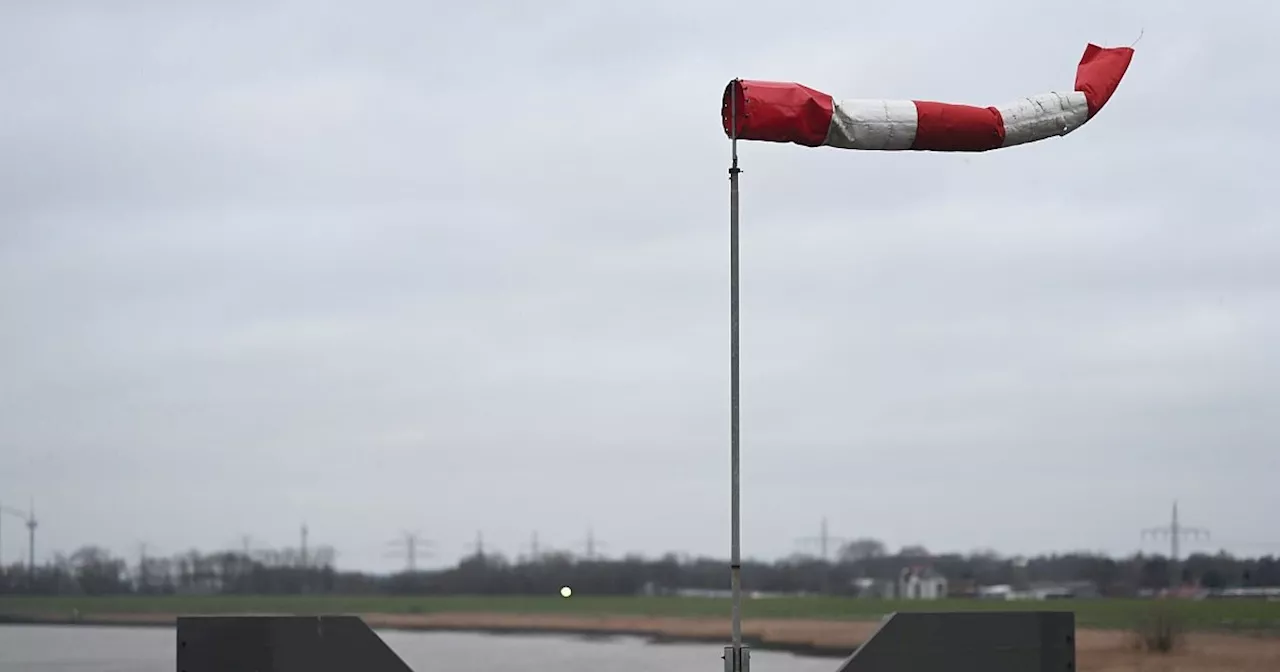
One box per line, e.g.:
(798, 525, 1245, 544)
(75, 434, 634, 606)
(5, 611, 1279, 670)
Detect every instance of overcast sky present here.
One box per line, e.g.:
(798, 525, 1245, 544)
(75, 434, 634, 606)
(2, 1, 1277, 573)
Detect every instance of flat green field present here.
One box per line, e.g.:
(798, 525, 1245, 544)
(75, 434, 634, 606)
(2, 595, 1279, 631)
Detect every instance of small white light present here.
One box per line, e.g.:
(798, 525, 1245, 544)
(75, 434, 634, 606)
(560, 586, 573, 598)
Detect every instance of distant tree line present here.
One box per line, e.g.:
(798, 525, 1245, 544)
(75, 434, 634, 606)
(2, 538, 1278, 597)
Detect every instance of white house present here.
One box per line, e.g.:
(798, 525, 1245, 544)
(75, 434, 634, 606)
(898, 566, 948, 600)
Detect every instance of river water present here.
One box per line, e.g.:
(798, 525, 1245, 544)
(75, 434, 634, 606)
(0, 625, 840, 672)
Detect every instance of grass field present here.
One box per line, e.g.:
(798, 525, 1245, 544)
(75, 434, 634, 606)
(2, 594, 1279, 632)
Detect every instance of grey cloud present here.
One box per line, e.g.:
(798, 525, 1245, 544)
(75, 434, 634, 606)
(2, 1, 1279, 571)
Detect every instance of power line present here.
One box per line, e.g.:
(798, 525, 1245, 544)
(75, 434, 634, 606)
(795, 516, 849, 562)
(1142, 500, 1209, 586)
(386, 531, 432, 572)
(0, 500, 36, 577)
(231, 534, 278, 565)
(580, 527, 607, 560)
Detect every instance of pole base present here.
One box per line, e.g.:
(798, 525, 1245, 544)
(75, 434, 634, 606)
(723, 645, 751, 672)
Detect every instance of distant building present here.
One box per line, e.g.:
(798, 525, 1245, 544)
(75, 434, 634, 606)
(1206, 587, 1280, 600)
(673, 588, 734, 598)
(670, 587, 796, 599)
(977, 583, 1014, 600)
(848, 567, 948, 600)
(899, 566, 948, 600)
(977, 581, 1099, 601)
(851, 577, 896, 599)
(1029, 580, 1100, 600)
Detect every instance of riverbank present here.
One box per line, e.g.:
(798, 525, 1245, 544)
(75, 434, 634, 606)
(3, 610, 1280, 670)
(0, 611, 862, 657)
(5, 594, 1280, 629)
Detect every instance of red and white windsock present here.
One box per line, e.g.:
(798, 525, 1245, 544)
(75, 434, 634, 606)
(722, 44, 1134, 152)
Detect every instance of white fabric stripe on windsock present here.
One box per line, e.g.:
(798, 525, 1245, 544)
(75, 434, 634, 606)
(825, 100, 918, 151)
(994, 91, 1090, 148)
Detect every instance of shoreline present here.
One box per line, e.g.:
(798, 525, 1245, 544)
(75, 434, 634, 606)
(5, 610, 1280, 669)
(0, 612, 870, 658)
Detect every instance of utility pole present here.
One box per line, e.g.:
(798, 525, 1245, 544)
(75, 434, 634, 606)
(24, 500, 36, 580)
(406, 533, 423, 571)
(580, 528, 607, 560)
(234, 534, 256, 577)
(795, 516, 849, 562)
(528, 531, 541, 562)
(300, 524, 309, 568)
(1142, 501, 1209, 589)
(387, 532, 431, 572)
(137, 542, 149, 589)
(466, 530, 486, 558)
(1, 503, 37, 582)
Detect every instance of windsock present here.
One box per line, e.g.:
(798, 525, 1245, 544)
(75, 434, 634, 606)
(722, 44, 1133, 152)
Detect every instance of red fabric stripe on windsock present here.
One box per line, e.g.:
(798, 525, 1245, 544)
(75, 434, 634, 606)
(910, 102, 1006, 152)
(722, 80, 834, 146)
(721, 44, 1134, 152)
(1075, 43, 1135, 116)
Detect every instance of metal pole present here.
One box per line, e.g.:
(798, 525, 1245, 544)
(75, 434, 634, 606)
(727, 78, 746, 672)
(27, 519, 35, 580)
(1170, 501, 1180, 588)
